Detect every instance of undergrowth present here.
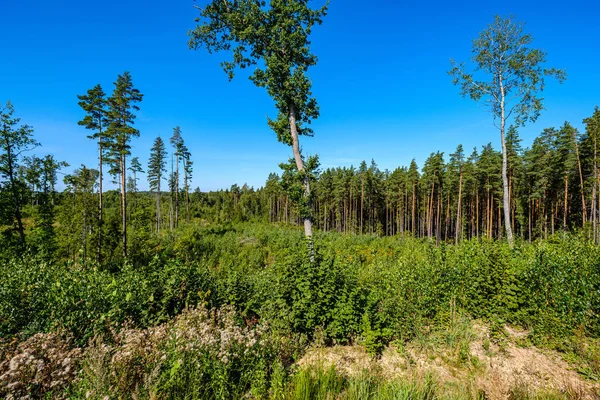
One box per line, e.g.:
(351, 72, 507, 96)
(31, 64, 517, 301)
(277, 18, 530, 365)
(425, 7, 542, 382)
(1, 222, 599, 398)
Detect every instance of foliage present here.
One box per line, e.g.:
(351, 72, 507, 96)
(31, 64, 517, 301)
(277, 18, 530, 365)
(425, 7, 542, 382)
(2, 223, 599, 350)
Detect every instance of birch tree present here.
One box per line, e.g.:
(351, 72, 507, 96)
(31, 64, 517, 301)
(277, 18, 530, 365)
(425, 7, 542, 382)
(449, 15, 565, 247)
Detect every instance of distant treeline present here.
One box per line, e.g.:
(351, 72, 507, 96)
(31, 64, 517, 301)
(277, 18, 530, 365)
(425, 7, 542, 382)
(208, 108, 600, 243)
(2, 101, 600, 262)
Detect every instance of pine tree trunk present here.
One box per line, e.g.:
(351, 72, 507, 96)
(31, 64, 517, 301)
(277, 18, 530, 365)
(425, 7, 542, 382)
(573, 132, 586, 226)
(121, 155, 127, 258)
(564, 174, 569, 232)
(428, 181, 435, 239)
(83, 205, 87, 265)
(594, 136, 598, 243)
(476, 190, 480, 239)
(175, 155, 179, 228)
(98, 141, 103, 263)
(528, 197, 532, 242)
(436, 188, 442, 246)
(455, 170, 463, 244)
(411, 184, 416, 235)
(156, 181, 161, 233)
(186, 187, 190, 224)
(361, 177, 364, 234)
(445, 191, 450, 240)
(170, 155, 174, 231)
(596, 166, 600, 243)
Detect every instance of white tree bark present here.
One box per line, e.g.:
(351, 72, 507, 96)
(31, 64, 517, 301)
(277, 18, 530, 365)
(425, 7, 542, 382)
(288, 105, 314, 259)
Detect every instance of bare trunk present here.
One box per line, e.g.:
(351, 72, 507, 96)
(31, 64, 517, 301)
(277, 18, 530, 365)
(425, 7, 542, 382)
(500, 76, 514, 247)
(156, 180, 161, 233)
(361, 177, 364, 234)
(564, 174, 569, 232)
(83, 205, 87, 265)
(573, 132, 586, 226)
(121, 155, 127, 258)
(594, 136, 598, 243)
(528, 197, 532, 242)
(455, 170, 463, 244)
(289, 105, 314, 259)
(428, 181, 435, 239)
(170, 155, 174, 230)
(411, 184, 416, 235)
(175, 154, 179, 228)
(597, 166, 600, 244)
(476, 190, 480, 239)
(436, 188, 441, 246)
(186, 188, 190, 223)
(445, 191, 450, 240)
(98, 141, 103, 263)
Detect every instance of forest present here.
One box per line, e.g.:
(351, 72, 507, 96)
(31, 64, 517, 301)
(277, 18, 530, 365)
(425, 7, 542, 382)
(1, 1, 600, 399)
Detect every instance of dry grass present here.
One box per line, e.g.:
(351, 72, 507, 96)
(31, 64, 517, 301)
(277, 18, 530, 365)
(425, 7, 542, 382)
(298, 321, 600, 399)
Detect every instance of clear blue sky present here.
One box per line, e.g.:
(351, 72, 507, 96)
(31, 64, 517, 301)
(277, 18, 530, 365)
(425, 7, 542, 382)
(1, 0, 599, 191)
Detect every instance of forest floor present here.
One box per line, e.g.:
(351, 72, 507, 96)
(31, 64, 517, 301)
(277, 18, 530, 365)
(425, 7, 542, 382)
(299, 322, 600, 399)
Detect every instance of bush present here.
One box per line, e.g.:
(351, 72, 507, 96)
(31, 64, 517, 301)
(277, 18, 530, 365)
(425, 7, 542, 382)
(1, 223, 599, 355)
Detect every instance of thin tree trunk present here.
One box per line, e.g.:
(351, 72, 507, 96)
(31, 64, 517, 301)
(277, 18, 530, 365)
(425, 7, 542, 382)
(573, 132, 586, 226)
(170, 154, 174, 230)
(455, 170, 463, 244)
(156, 181, 161, 233)
(121, 155, 127, 258)
(428, 181, 435, 239)
(436, 188, 442, 246)
(597, 172, 600, 244)
(528, 197, 532, 242)
(186, 187, 190, 224)
(83, 206, 87, 265)
(445, 191, 450, 240)
(564, 174, 569, 232)
(289, 105, 314, 259)
(4, 135, 26, 245)
(411, 184, 416, 235)
(175, 154, 179, 228)
(500, 76, 515, 247)
(97, 141, 103, 263)
(594, 135, 598, 243)
(476, 190, 480, 239)
(361, 176, 364, 234)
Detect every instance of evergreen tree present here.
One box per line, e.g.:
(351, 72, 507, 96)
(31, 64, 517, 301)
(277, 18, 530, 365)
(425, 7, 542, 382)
(582, 107, 600, 241)
(34, 155, 68, 255)
(170, 127, 184, 228)
(183, 148, 193, 223)
(0, 101, 39, 246)
(105, 72, 143, 258)
(77, 84, 108, 262)
(128, 156, 144, 193)
(449, 144, 465, 243)
(148, 136, 167, 232)
(61, 165, 99, 263)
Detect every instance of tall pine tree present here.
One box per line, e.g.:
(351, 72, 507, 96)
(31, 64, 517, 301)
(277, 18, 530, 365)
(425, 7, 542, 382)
(148, 136, 167, 232)
(105, 72, 143, 258)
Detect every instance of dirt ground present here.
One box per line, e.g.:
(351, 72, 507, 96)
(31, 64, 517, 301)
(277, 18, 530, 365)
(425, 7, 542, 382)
(299, 324, 600, 399)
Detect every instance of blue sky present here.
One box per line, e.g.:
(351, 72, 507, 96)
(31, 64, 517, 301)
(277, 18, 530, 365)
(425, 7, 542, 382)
(1, 0, 599, 191)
